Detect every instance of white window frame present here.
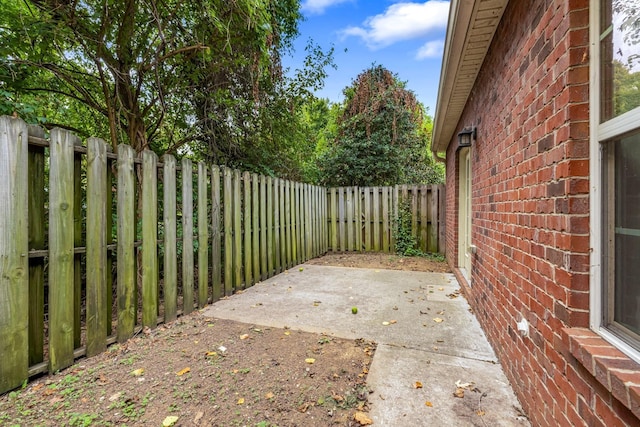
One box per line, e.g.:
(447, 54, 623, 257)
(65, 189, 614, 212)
(590, 0, 640, 364)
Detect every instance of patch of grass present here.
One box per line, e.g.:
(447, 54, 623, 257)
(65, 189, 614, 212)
(68, 412, 99, 426)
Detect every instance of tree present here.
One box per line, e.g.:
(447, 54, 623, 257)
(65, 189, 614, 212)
(0, 0, 317, 159)
(318, 65, 444, 186)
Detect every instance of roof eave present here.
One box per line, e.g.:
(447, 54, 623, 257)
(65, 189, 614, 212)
(432, 0, 509, 154)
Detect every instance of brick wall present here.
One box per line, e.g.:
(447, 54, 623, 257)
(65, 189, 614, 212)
(443, 0, 638, 425)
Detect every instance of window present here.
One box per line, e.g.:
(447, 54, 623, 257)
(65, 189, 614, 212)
(592, 0, 640, 359)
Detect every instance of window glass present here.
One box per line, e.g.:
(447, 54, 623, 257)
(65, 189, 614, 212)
(604, 132, 640, 339)
(600, 0, 640, 122)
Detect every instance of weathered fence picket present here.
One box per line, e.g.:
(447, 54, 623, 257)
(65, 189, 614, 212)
(0, 116, 445, 394)
(211, 166, 222, 301)
(49, 128, 79, 372)
(86, 138, 108, 357)
(142, 150, 159, 328)
(117, 144, 136, 341)
(182, 159, 195, 313)
(0, 117, 29, 393)
(163, 155, 178, 322)
(244, 171, 253, 289)
(198, 162, 209, 307)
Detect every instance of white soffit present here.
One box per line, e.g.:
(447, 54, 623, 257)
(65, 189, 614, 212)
(432, 0, 509, 153)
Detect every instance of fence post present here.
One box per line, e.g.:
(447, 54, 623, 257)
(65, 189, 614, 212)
(0, 116, 29, 393)
(86, 138, 108, 357)
(142, 150, 158, 328)
(28, 125, 45, 366)
(117, 144, 136, 341)
(162, 154, 177, 322)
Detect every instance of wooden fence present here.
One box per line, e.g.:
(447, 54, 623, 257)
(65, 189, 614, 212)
(0, 116, 443, 393)
(327, 185, 445, 254)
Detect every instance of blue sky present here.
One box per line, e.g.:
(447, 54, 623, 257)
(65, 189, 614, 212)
(283, 0, 450, 114)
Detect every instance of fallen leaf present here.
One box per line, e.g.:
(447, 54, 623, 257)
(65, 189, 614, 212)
(414, 381, 423, 389)
(425, 401, 433, 407)
(305, 358, 316, 364)
(130, 368, 144, 377)
(298, 402, 311, 412)
(265, 392, 275, 399)
(162, 416, 179, 426)
(477, 409, 486, 416)
(389, 319, 397, 324)
(433, 318, 444, 323)
(455, 380, 474, 389)
(176, 367, 191, 376)
(205, 351, 217, 357)
(454, 388, 465, 398)
(354, 411, 373, 425)
(284, 331, 291, 336)
(237, 398, 245, 404)
(240, 334, 249, 340)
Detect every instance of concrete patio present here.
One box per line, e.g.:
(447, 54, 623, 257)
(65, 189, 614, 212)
(203, 264, 530, 426)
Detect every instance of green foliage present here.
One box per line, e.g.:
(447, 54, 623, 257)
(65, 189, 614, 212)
(613, 60, 640, 117)
(394, 201, 423, 257)
(0, 0, 334, 181)
(318, 65, 444, 186)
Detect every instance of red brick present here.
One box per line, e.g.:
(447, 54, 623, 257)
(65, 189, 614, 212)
(594, 393, 623, 427)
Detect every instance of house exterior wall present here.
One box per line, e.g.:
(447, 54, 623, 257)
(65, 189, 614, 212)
(443, 0, 638, 425)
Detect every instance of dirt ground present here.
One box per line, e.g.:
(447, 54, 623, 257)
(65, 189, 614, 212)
(0, 253, 449, 427)
(306, 252, 451, 274)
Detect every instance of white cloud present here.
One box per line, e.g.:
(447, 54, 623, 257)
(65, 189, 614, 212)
(301, 0, 352, 15)
(416, 39, 444, 59)
(340, 1, 450, 49)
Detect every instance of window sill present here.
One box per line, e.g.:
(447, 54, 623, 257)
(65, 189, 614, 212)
(563, 328, 640, 419)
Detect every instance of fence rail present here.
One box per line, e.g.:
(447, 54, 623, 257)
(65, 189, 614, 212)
(0, 116, 444, 393)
